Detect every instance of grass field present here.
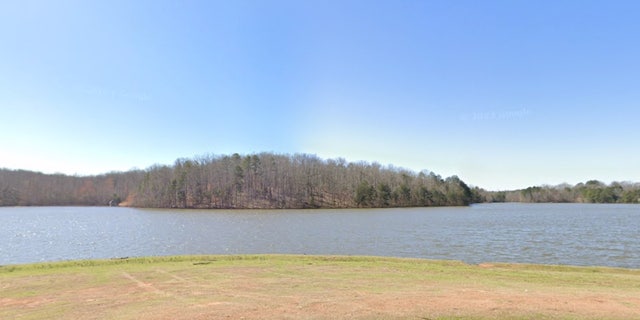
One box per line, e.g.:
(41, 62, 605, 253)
(1, 255, 639, 319)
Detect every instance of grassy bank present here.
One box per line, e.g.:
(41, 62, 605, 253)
(2, 255, 639, 319)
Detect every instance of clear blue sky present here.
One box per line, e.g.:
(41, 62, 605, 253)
(1, 0, 638, 190)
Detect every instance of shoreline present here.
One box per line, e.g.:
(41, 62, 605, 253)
(2, 254, 640, 271)
(2, 201, 638, 209)
(2, 254, 639, 319)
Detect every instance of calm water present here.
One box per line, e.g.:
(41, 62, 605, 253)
(1, 203, 638, 268)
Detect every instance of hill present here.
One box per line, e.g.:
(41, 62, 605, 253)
(0, 152, 479, 208)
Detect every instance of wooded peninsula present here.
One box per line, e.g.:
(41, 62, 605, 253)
(1, 152, 639, 208)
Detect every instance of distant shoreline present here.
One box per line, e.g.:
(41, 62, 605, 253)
(1, 201, 638, 210)
(2, 153, 639, 208)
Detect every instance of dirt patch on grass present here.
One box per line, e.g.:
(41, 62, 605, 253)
(1, 255, 639, 319)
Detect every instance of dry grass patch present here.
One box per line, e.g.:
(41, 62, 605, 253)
(1, 255, 639, 319)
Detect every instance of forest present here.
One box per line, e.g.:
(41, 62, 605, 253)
(1, 152, 639, 208)
(0, 153, 479, 208)
(482, 180, 640, 204)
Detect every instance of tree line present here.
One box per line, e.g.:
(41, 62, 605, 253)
(0, 153, 479, 208)
(482, 180, 640, 204)
(0, 169, 142, 207)
(3, 153, 638, 208)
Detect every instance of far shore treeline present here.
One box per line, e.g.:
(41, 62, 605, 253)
(1, 152, 639, 208)
(0, 153, 478, 208)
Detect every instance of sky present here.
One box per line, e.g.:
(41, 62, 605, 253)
(1, 0, 639, 191)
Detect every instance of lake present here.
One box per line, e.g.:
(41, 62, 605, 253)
(1, 203, 639, 268)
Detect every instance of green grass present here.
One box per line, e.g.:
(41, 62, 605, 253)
(1, 255, 639, 320)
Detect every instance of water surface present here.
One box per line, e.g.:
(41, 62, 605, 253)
(1, 203, 638, 268)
